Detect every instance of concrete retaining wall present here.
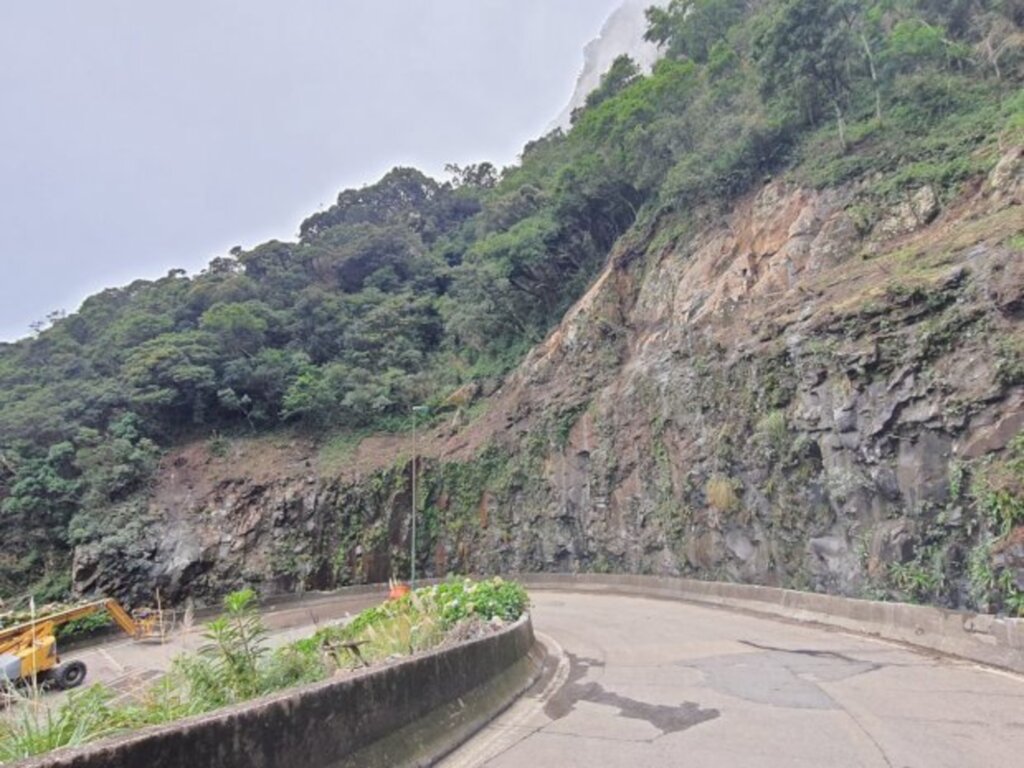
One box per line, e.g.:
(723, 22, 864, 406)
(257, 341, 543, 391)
(20, 614, 536, 768)
(516, 573, 1024, 674)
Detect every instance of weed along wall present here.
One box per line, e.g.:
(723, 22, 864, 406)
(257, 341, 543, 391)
(18, 614, 537, 768)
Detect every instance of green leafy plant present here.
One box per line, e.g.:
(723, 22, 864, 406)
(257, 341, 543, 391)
(196, 588, 268, 702)
(755, 410, 790, 459)
(888, 559, 940, 603)
(430, 577, 529, 626)
(300, 577, 529, 668)
(972, 434, 1024, 538)
(0, 686, 119, 762)
(968, 539, 996, 609)
(55, 612, 113, 641)
(206, 432, 230, 458)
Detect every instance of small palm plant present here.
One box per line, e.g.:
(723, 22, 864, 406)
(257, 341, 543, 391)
(191, 588, 269, 703)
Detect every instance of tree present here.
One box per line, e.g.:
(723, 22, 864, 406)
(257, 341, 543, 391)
(884, 18, 953, 73)
(974, 8, 1024, 80)
(220, 349, 309, 425)
(912, 0, 981, 40)
(444, 162, 498, 189)
(74, 414, 159, 507)
(645, 0, 746, 63)
(2, 442, 81, 541)
(299, 167, 441, 240)
(310, 224, 429, 294)
(583, 55, 642, 111)
(122, 332, 218, 428)
(200, 301, 274, 356)
(755, 0, 863, 149)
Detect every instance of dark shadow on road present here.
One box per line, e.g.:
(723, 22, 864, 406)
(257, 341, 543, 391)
(544, 653, 720, 736)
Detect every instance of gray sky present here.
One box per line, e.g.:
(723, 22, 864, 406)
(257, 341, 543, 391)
(0, 0, 622, 341)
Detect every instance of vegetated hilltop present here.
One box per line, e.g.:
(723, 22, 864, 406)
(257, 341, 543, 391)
(1, 1, 1022, 613)
(552, 0, 667, 129)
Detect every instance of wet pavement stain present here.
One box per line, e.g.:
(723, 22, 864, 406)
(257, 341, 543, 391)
(544, 653, 720, 736)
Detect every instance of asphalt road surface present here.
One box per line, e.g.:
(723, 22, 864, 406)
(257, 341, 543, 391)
(441, 590, 1024, 768)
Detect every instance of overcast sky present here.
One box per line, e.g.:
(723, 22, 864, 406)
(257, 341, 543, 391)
(0, 0, 623, 341)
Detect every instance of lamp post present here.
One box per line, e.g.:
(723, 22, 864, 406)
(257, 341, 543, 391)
(410, 405, 429, 587)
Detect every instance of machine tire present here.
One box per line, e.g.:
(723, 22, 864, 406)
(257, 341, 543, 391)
(53, 660, 87, 690)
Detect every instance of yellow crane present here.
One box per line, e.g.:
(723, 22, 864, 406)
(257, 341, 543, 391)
(0, 599, 156, 690)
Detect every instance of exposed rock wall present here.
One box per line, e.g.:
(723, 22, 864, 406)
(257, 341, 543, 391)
(75, 148, 1024, 609)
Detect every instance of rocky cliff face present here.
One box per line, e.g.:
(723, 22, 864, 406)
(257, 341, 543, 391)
(75, 146, 1024, 609)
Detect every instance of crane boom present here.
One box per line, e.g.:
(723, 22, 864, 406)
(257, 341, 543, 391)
(0, 597, 155, 690)
(0, 599, 145, 652)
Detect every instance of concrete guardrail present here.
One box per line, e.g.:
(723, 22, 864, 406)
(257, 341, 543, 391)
(19, 613, 540, 768)
(515, 573, 1024, 674)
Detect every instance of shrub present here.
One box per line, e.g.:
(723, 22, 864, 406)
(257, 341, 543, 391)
(431, 577, 529, 626)
(972, 434, 1024, 537)
(888, 560, 940, 603)
(755, 410, 789, 457)
(176, 588, 270, 706)
(309, 577, 529, 666)
(55, 612, 113, 641)
(706, 475, 739, 512)
(0, 686, 119, 762)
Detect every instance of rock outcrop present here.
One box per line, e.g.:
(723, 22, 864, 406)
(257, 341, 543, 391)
(75, 147, 1024, 610)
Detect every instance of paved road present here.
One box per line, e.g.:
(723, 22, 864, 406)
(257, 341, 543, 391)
(442, 591, 1024, 768)
(60, 592, 379, 699)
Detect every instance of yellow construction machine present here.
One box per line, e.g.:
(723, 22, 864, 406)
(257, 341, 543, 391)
(0, 599, 156, 690)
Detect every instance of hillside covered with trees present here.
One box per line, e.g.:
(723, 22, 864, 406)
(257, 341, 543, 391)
(1, 0, 1022, 603)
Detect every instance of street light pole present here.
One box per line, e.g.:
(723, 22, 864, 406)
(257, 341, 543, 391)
(411, 411, 417, 587)
(410, 405, 428, 587)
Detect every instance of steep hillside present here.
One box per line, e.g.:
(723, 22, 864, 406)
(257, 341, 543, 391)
(2, 0, 1023, 613)
(72, 140, 1024, 612)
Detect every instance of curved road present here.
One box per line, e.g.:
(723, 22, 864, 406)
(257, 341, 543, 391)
(60, 588, 1024, 766)
(443, 590, 1024, 768)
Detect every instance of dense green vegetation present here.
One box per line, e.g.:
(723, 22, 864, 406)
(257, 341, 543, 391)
(0, 579, 528, 761)
(0, 0, 1021, 600)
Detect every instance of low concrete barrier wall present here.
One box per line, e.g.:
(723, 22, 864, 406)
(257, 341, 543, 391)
(21, 614, 536, 768)
(183, 575, 1022, 675)
(516, 573, 1024, 674)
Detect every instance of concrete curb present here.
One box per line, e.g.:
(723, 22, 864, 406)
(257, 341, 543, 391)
(18, 613, 537, 768)
(514, 574, 1024, 674)
(338, 639, 546, 768)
